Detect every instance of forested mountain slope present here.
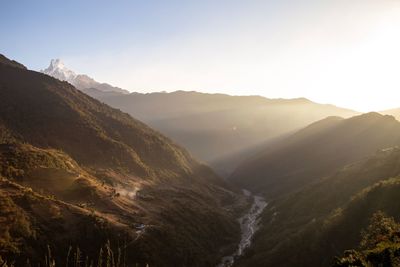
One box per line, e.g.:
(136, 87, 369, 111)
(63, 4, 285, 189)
(230, 113, 400, 198)
(0, 54, 244, 267)
(235, 147, 400, 267)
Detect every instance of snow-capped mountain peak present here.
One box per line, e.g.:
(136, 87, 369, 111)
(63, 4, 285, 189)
(41, 59, 130, 95)
(42, 58, 77, 81)
(49, 59, 65, 70)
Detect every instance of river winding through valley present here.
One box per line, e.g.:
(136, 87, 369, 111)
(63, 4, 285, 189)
(217, 190, 268, 267)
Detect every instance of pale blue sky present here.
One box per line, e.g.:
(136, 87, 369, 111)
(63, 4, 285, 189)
(2, 0, 400, 111)
(2, 0, 282, 68)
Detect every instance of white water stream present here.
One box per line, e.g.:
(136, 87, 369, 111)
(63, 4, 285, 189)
(217, 190, 268, 267)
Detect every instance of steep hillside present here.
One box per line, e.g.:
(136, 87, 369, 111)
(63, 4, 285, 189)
(2, 58, 207, 180)
(96, 90, 357, 175)
(230, 113, 400, 197)
(235, 147, 400, 267)
(0, 55, 244, 267)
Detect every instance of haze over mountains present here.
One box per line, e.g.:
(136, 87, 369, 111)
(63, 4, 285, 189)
(234, 133, 400, 266)
(99, 92, 358, 173)
(42, 59, 359, 175)
(223, 111, 400, 266)
(381, 108, 400, 121)
(231, 112, 400, 197)
(2, 53, 400, 267)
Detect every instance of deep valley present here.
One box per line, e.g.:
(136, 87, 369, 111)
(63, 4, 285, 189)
(2, 4, 400, 265)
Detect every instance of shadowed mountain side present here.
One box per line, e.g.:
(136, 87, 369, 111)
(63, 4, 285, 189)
(210, 133, 293, 177)
(95, 90, 357, 172)
(235, 147, 400, 267)
(230, 113, 400, 198)
(1, 61, 203, 180)
(0, 55, 245, 267)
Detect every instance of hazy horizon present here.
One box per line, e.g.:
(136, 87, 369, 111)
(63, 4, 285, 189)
(2, 0, 400, 112)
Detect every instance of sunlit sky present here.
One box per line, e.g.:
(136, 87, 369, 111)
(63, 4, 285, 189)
(2, 0, 400, 112)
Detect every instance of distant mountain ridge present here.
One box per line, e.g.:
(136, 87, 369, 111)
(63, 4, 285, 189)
(40, 59, 358, 175)
(95, 90, 358, 175)
(41, 59, 129, 95)
(381, 107, 400, 121)
(230, 112, 400, 197)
